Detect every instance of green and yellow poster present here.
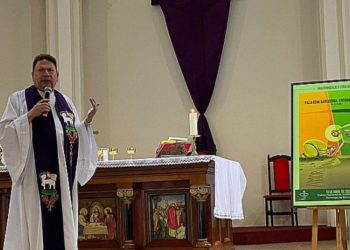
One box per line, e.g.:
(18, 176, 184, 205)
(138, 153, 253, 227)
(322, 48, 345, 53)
(292, 79, 350, 206)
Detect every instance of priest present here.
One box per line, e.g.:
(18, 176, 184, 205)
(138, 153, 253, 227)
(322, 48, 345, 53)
(0, 54, 99, 250)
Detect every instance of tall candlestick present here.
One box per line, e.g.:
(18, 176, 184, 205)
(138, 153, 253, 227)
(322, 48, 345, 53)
(189, 109, 198, 136)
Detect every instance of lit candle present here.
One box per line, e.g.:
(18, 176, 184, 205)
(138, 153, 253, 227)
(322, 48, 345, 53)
(189, 109, 198, 136)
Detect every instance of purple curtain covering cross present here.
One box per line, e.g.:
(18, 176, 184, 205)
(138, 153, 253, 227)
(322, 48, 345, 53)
(159, 0, 230, 154)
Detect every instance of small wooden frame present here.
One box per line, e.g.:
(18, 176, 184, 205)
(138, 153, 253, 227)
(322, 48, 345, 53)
(309, 207, 348, 250)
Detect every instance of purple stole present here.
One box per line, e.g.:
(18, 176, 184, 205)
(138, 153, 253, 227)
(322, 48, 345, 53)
(25, 85, 79, 250)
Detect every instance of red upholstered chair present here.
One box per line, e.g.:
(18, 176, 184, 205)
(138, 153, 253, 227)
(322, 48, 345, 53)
(263, 154, 298, 227)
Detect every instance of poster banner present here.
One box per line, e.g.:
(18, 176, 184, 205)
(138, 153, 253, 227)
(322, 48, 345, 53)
(292, 79, 350, 206)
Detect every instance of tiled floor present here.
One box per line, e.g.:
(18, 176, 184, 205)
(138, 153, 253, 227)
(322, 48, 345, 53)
(235, 240, 337, 250)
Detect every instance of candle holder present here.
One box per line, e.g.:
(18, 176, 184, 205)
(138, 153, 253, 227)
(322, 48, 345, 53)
(109, 148, 118, 160)
(97, 148, 104, 161)
(190, 135, 200, 156)
(98, 148, 109, 161)
(127, 146, 136, 159)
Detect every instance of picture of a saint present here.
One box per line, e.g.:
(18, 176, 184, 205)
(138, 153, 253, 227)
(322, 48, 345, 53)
(167, 203, 178, 237)
(90, 205, 104, 224)
(78, 208, 88, 239)
(104, 207, 117, 240)
(150, 194, 187, 240)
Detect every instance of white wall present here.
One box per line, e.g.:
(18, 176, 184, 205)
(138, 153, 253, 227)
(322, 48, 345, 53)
(0, 0, 328, 226)
(0, 0, 46, 110)
(81, 0, 324, 226)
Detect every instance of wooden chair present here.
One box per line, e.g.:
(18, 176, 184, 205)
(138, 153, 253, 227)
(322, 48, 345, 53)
(263, 154, 298, 227)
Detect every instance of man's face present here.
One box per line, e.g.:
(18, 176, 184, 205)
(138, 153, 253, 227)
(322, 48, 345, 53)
(32, 59, 59, 91)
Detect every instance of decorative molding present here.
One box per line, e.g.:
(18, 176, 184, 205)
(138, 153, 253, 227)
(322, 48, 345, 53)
(122, 240, 136, 249)
(116, 188, 135, 204)
(190, 185, 210, 202)
(195, 238, 211, 248)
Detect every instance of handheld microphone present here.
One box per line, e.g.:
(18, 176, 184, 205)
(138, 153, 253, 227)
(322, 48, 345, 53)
(44, 86, 52, 99)
(42, 87, 52, 118)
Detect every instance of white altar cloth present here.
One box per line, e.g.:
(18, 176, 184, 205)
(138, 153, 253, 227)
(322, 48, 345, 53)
(0, 155, 246, 220)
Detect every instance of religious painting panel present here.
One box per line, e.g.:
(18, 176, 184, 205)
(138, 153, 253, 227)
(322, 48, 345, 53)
(78, 197, 117, 241)
(146, 190, 191, 242)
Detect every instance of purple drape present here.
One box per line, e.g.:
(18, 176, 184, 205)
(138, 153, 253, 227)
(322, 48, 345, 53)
(159, 0, 230, 154)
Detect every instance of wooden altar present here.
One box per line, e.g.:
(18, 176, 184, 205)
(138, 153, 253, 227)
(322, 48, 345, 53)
(0, 156, 245, 250)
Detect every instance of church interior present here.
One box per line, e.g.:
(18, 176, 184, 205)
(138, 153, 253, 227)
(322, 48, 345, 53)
(1, 0, 350, 249)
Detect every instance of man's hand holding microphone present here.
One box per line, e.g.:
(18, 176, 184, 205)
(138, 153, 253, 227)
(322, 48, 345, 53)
(27, 87, 52, 122)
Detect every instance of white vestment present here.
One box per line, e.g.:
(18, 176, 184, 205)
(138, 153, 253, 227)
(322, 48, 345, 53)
(0, 89, 98, 250)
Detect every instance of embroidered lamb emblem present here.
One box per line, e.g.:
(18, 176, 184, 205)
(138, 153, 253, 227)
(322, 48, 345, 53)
(39, 171, 59, 212)
(39, 172, 57, 190)
(59, 111, 78, 168)
(60, 111, 74, 126)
